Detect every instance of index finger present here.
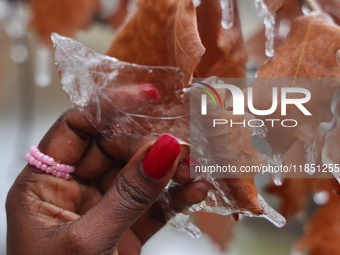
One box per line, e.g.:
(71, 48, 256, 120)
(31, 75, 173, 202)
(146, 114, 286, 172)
(33, 108, 115, 180)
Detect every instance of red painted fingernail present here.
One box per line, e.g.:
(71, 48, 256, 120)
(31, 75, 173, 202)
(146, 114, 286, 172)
(182, 156, 200, 167)
(141, 134, 181, 180)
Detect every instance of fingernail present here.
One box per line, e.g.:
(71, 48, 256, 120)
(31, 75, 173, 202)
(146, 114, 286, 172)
(141, 134, 181, 180)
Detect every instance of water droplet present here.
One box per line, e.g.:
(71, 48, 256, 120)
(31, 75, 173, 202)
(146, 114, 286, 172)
(273, 174, 283, 186)
(313, 191, 330, 205)
(220, 0, 234, 29)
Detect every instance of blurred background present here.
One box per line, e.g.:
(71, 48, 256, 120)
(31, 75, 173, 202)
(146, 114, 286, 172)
(0, 0, 312, 254)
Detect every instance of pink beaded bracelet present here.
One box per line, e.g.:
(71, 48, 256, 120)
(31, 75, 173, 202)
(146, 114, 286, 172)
(25, 146, 75, 180)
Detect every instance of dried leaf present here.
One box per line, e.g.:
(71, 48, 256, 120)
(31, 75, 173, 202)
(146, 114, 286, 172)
(248, 14, 340, 154)
(194, 0, 246, 78)
(294, 179, 340, 255)
(106, 0, 205, 87)
(190, 78, 273, 215)
(30, 0, 99, 46)
(322, 0, 340, 24)
(193, 212, 236, 251)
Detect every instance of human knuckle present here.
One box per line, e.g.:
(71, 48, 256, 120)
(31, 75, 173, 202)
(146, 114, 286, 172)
(66, 227, 90, 254)
(115, 175, 153, 208)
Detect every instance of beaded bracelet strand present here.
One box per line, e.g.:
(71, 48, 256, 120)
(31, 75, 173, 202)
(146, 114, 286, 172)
(24, 146, 75, 180)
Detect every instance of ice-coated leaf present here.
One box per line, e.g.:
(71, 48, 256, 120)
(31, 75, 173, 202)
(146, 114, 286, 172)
(194, 0, 246, 78)
(321, 90, 340, 181)
(106, 0, 205, 87)
(247, 14, 340, 155)
(30, 0, 99, 46)
(246, 0, 340, 67)
(53, 35, 284, 237)
(52, 32, 189, 150)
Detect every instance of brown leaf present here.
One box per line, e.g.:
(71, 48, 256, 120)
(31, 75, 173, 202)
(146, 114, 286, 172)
(265, 140, 317, 219)
(294, 179, 340, 255)
(192, 1, 260, 216)
(248, 14, 340, 154)
(30, 0, 99, 46)
(322, 0, 340, 24)
(195, 0, 246, 78)
(190, 79, 267, 214)
(193, 212, 236, 251)
(106, 0, 205, 87)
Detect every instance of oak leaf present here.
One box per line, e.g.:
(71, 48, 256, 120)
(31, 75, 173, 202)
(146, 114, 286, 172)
(293, 179, 340, 255)
(106, 0, 205, 87)
(247, 13, 340, 155)
(193, 212, 236, 251)
(30, 0, 99, 46)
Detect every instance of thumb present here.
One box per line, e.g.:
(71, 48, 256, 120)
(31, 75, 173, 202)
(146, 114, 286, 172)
(66, 134, 181, 254)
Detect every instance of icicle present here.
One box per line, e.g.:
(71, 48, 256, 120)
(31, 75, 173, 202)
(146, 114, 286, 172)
(10, 44, 29, 64)
(35, 44, 52, 87)
(220, 0, 234, 29)
(272, 154, 284, 186)
(3, 2, 28, 39)
(256, 194, 286, 228)
(273, 173, 283, 186)
(254, 0, 276, 57)
(192, 0, 201, 8)
(304, 140, 317, 175)
(313, 191, 329, 205)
